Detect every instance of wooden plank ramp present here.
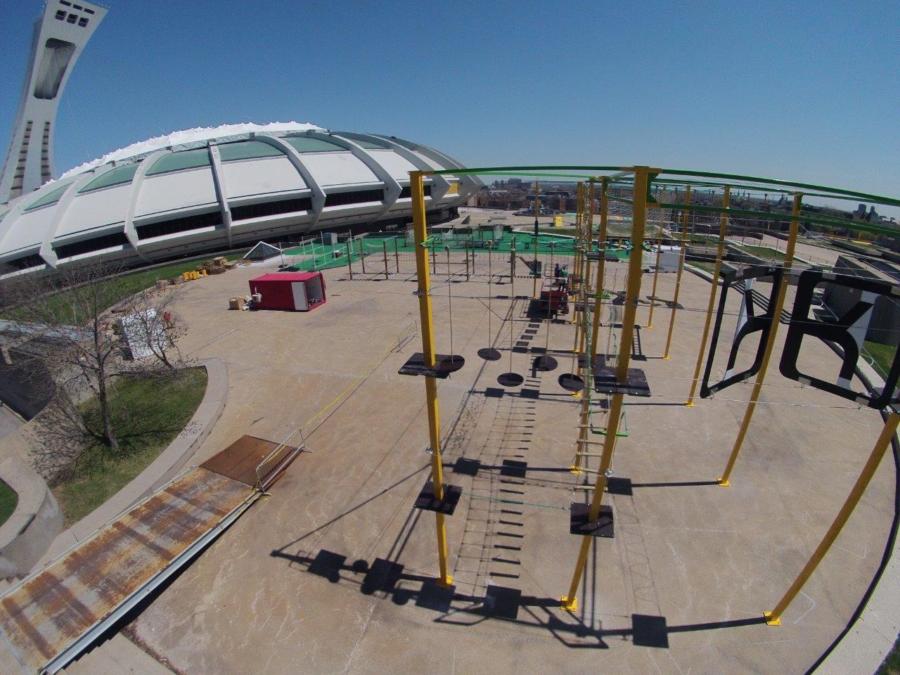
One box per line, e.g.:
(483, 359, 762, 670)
(0, 435, 301, 674)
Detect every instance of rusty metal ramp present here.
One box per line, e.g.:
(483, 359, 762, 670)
(201, 434, 303, 490)
(0, 435, 302, 674)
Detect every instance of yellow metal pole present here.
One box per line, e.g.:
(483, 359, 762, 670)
(410, 170, 453, 587)
(562, 167, 651, 612)
(646, 228, 662, 329)
(571, 184, 585, 352)
(571, 186, 585, 308)
(577, 183, 593, 356)
(590, 178, 609, 361)
(533, 180, 540, 299)
(663, 187, 692, 359)
(685, 186, 731, 406)
(569, 187, 597, 466)
(765, 411, 900, 624)
(718, 193, 802, 486)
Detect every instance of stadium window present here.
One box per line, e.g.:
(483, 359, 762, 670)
(398, 186, 432, 199)
(146, 148, 211, 175)
(85, 7, 94, 13)
(73, 4, 83, 9)
(66, 13, 77, 23)
(78, 164, 139, 193)
(324, 189, 384, 207)
(55, 10, 66, 19)
(78, 17, 89, 27)
(60, 0, 71, 6)
(53, 231, 129, 259)
(217, 140, 283, 162)
(3, 254, 45, 272)
(135, 211, 221, 240)
(230, 197, 312, 221)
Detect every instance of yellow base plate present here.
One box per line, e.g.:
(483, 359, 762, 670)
(561, 596, 579, 612)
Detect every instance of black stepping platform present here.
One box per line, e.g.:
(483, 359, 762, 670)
(533, 355, 558, 371)
(399, 353, 465, 378)
(500, 460, 528, 478)
(570, 502, 614, 537)
(361, 558, 403, 595)
(309, 550, 346, 582)
(414, 481, 462, 515)
(453, 457, 481, 476)
(481, 585, 521, 620)
(606, 477, 633, 496)
(632, 614, 669, 648)
(592, 355, 650, 396)
(498, 372, 524, 387)
(417, 579, 456, 612)
(558, 373, 583, 392)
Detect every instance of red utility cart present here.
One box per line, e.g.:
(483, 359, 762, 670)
(248, 272, 326, 311)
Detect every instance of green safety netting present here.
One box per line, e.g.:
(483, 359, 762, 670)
(283, 231, 640, 272)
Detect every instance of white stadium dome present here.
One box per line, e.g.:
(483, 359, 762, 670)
(0, 123, 481, 278)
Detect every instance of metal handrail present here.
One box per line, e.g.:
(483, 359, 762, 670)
(254, 428, 306, 491)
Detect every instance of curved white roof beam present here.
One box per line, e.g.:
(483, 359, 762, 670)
(362, 135, 452, 202)
(312, 132, 401, 219)
(207, 144, 234, 248)
(254, 134, 326, 234)
(39, 172, 97, 268)
(123, 150, 169, 262)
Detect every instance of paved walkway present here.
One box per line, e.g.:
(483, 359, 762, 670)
(0, 406, 22, 441)
(97, 255, 895, 674)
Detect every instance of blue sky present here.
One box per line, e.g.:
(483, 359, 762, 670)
(1, 0, 897, 202)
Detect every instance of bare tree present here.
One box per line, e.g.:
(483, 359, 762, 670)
(122, 288, 187, 371)
(1, 262, 187, 467)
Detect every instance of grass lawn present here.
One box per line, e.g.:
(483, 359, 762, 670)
(880, 636, 900, 675)
(52, 367, 208, 525)
(864, 341, 895, 379)
(688, 260, 716, 273)
(1, 251, 246, 324)
(737, 244, 786, 261)
(0, 480, 17, 527)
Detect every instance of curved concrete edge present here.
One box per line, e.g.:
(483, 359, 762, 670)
(0, 453, 63, 578)
(816, 360, 899, 674)
(35, 358, 228, 569)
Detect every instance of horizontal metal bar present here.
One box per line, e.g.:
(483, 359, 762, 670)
(413, 165, 897, 208)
